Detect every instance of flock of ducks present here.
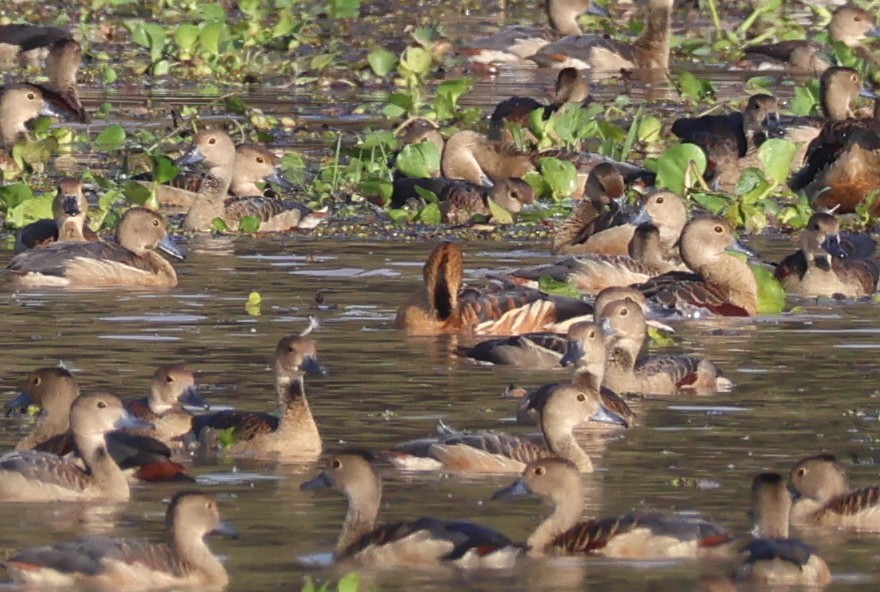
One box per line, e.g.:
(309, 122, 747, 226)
(2, 0, 880, 590)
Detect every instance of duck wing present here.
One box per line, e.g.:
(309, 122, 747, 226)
(191, 409, 279, 442)
(7, 240, 136, 277)
(223, 196, 308, 224)
(8, 537, 179, 577)
(457, 332, 567, 365)
(0, 450, 89, 492)
(743, 537, 817, 567)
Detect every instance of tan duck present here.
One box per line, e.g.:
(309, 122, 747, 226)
(493, 457, 733, 558)
(461, 0, 608, 65)
(0, 393, 150, 502)
(124, 364, 208, 447)
(302, 450, 519, 568)
(532, 0, 674, 71)
(395, 241, 592, 336)
(789, 454, 880, 531)
(636, 216, 759, 316)
(180, 129, 319, 231)
(0, 83, 81, 150)
(6, 207, 185, 289)
(775, 212, 878, 298)
(390, 176, 535, 224)
(388, 383, 627, 473)
(733, 472, 832, 586)
(189, 330, 327, 460)
(0, 24, 72, 67)
(14, 178, 98, 253)
(601, 297, 732, 394)
(440, 130, 534, 186)
(5, 491, 236, 590)
(5, 367, 80, 452)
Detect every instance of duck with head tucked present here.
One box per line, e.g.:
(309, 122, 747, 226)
(390, 176, 535, 224)
(14, 178, 98, 253)
(395, 241, 593, 335)
(0, 24, 72, 66)
(302, 450, 520, 568)
(493, 457, 733, 558)
(6, 207, 185, 289)
(0, 392, 150, 502)
(531, 0, 674, 71)
(189, 326, 328, 460)
(4, 491, 236, 590)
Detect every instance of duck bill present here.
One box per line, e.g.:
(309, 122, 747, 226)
(4, 392, 33, 416)
(600, 317, 616, 338)
(629, 205, 651, 225)
(61, 194, 82, 216)
(868, 26, 880, 40)
(176, 145, 205, 166)
(181, 386, 209, 410)
(266, 168, 296, 191)
(491, 477, 533, 500)
(590, 404, 629, 428)
(764, 113, 783, 136)
(822, 233, 846, 259)
(210, 521, 239, 539)
(300, 471, 333, 491)
(302, 356, 328, 376)
(157, 236, 187, 261)
(560, 340, 585, 367)
(726, 239, 760, 260)
(586, 1, 610, 17)
(860, 87, 879, 100)
(114, 409, 154, 431)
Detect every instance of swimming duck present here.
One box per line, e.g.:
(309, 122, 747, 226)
(531, 0, 674, 71)
(302, 450, 520, 568)
(743, 4, 880, 73)
(460, 0, 608, 65)
(635, 216, 760, 316)
(394, 241, 593, 336)
(124, 364, 209, 447)
(5, 366, 80, 452)
(672, 94, 783, 192)
(390, 176, 535, 224)
(488, 67, 590, 143)
(492, 457, 733, 558)
(179, 129, 317, 231)
(789, 453, 880, 531)
(14, 178, 98, 253)
(6, 207, 186, 289)
(0, 83, 81, 149)
(189, 329, 328, 460)
(0, 392, 150, 501)
(601, 297, 733, 394)
(388, 383, 627, 473)
(774, 212, 878, 298)
(733, 472, 832, 586)
(5, 491, 236, 590)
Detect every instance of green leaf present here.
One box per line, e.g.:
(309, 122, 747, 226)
(413, 185, 439, 204)
(536, 157, 578, 200)
(95, 125, 127, 150)
(358, 179, 393, 204)
(750, 263, 786, 314)
(434, 78, 473, 121)
(655, 143, 707, 194)
(757, 138, 797, 185)
(367, 48, 397, 77)
(238, 215, 261, 233)
(790, 83, 818, 116)
(174, 24, 200, 56)
(218, 427, 239, 447)
(310, 53, 337, 72)
(676, 71, 715, 101)
(12, 137, 58, 168)
(198, 22, 227, 57)
(399, 47, 432, 77)
(416, 202, 441, 224)
(689, 191, 730, 214)
(122, 180, 153, 206)
(537, 275, 581, 298)
(152, 155, 179, 184)
(329, 0, 360, 18)
(245, 290, 262, 316)
(336, 573, 361, 592)
(211, 217, 230, 232)
(0, 183, 33, 210)
(197, 3, 227, 21)
(487, 198, 514, 224)
(646, 326, 676, 347)
(395, 142, 440, 178)
(7, 193, 53, 229)
(636, 115, 663, 143)
(358, 130, 396, 150)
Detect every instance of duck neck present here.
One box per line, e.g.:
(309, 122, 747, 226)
(58, 217, 85, 241)
(184, 174, 231, 231)
(276, 376, 319, 439)
(16, 408, 70, 451)
(542, 417, 592, 471)
(547, 0, 583, 35)
(528, 487, 583, 553)
(338, 479, 381, 553)
(635, 0, 672, 68)
(572, 363, 603, 391)
(606, 336, 641, 373)
(822, 91, 852, 121)
(75, 433, 130, 500)
(0, 104, 27, 147)
(169, 528, 228, 586)
(230, 179, 262, 196)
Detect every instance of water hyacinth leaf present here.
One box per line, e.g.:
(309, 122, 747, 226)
(538, 275, 580, 298)
(7, 193, 53, 229)
(387, 208, 412, 224)
(689, 191, 730, 214)
(218, 427, 238, 447)
(417, 202, 441, 224)
(329, 0, 360, 19)
(367, 48, 397, 77)
(396, 142, 440, 179)
(336, 573, 362, 592)
(646, 326, 676, 347)
(487, 198, 514, 224)
(750, 263, 786, 314)
(246, 291, 262, 316)
(211, 217, 229, 232)
(152, 155, 179, 184)
(95, 125, 127, 150)
(383, 93, 413, 119)
(734, 167, 771, 204)
(537, 157, 578, 200)
(174, 24, 200, 56)
(745, 75, 774, 95)
(0, 182, 33, 211)
(636, 114, 663, 143)
(434, 78, 473, 121)
(358, 179, 393, 204)
(12, 137, 58, 169)
(399, 47, 433, 77)
(310, 53, 337, 72)
(238, 215, 261, 233)
(197, 3, 227, 21)
(198, 22, 227, 57)
(122, 180, 153, 206)
(359, 130, 396, 150)
(654, 143, 707, 195)
(757, 138, 797, 185)
(677, 71, 715, 101)
(790, 84, 818, 116)
(522, 170, 549, 198)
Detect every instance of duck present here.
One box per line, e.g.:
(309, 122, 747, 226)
(488, 67, 590, 143)
(534, 148, 656, 201)
(789, 453, 880, 531)
(635, 216, 760, 316)
(774, 212, 878, 298)
(733, 472, 832, 586)
(492, 457, 734, 558)
(14, 178, 98, 253)
(387, 383, 628, 473)
(389, 176, 535, 224)
(301, 450, 520, 568)
(4, 491, 236, 590)
(0, 393, 150, 502)
(743, 4, 880, 73)
(189, 328, 328, 460)
(6, 207, 186, 289)
(671, 94, 783, 192)
(0, 83, 82, 150)
(460, 0, 608, 65)
(0, 24, 72, 67)
(179, 129, 318, 232)
(601, 296, 733, 394)
(531, 0, 674, 72)
(394, 241, 593, 336)
(440, 130, 534, 187)
(6, 367, 195, 483)
(397, 117, 444, 156)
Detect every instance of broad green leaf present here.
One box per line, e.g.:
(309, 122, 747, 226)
(197, 3, 227, 21)
(0, 183, 33, 210)
(310, 53, 337, 72)
(790, 84, 818, 116)
(417, 202, 441, 224)
(122, 180, 153, 206)
(7, 193, 53, 229)
(538, 275, 581, 298)
(395, 142, 440, 178)
(413, 185, 439, 204)
(487, 198, 514, 224)
(689, 191, 730, 214)
(329, 0, 360, 19)
(198, 22, 227, 57)
(655, 143, 707, 194)
(750, 263, 786, 314)
(238, 215, 261, 233)
(399, 47, 432, 77)
(636, 115, 663, 143)
(12, 137, 58, 168)
(152, 155, 179, 184)
(211, 217, 229, 232)
(95, 124, 126, 150)
(647, 326, 676, 347)
(336, 573, 361, 592)
(174, 24, 200, 56)
(367, 48, 397, 77)
(537, 157, 578, 200)
(677, 71, 715, 101)
(358, 130, 396, 150)
(218, 427, 239, 447)
(434, 78, 473, 121)
(358, 179, 393, 204)
(757, 138, 797, 185)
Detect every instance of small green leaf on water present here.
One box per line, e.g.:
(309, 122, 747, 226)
(537, 157, 578, 200)
(636, 115, 663, 143)
(416, 202, 441, 225)
(95, 125, 126, 150)
(655, 143, 707, 195)
(788, 305, 806, 314)
(152, 155, 179, 184)
(399, 47, 432, 77)
(329, 0, 360, 18)
(12, 137, 58, 168)
(211, 217, 229, 232)
(367, 48, 397, 77)
(218, 427, 239, 447)
(757, 138, 797, 185)
(647, 326, 676, 347)
(238, 215, 261, 233)
(224, 97, 247, 115)
(7, 193, 53, 229)
(412, 185, 439, 204)
(537, 275, 581, 298)
(27, 405, 41, 416)
(396, 142, 440, 178)
(122, 180, 154, 206)
(336, 573, 362, 592)
(487, 198, 514, 224)
(434, 78, 473, 121)
(750, 264, 786, 314)
(246, 291, 262, 316)
(676, 71, 715, 101)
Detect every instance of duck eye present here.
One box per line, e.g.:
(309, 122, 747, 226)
(797, 468, 806, 477)
(27, 93, 35, 100)
(165, 375, 174, 383)
(33, 376, 41, 386)
(152, 219, 160, 227)
(97, 401, 107, 409)
(655, 197, 664, 204)
(510, 191, 519, 199)
(208, 137, 216, 145)
(588, 330, 595, 338)
(576, 393, 586, 402)
(714, 225, 723, 233)
(852, 75, 858, 83)
(256, 156, 265, 164)
(534, 466, 545, 476)
(620, 308, 628, 316)
(855, 15, 862, 21)
(331, 459, 342, 469)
